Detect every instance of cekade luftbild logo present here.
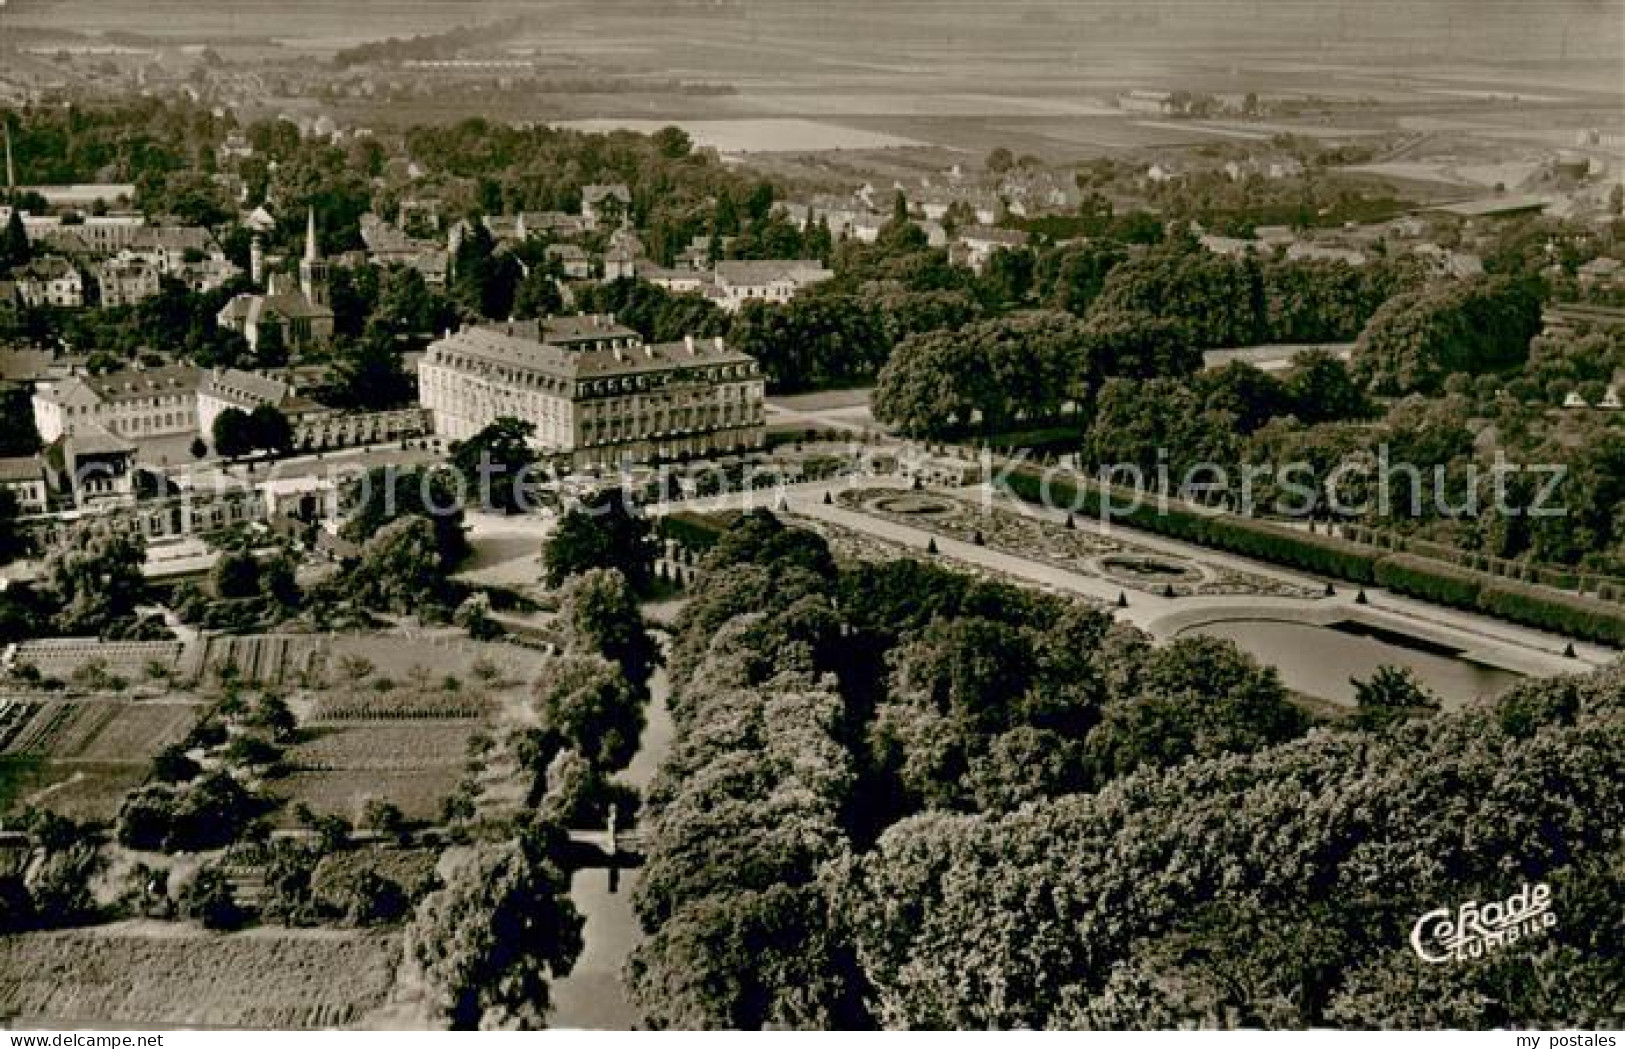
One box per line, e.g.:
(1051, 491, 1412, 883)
(1410, 882, 1556, 963)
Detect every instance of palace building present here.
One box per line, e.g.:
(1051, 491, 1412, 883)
(418, 315, 766, 468)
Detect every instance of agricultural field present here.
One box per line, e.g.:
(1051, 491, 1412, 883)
(0, 700, 204, 821)
(271, 720, 478, 826)
(0, 924, 401, 1028)
(287, 721, 478, 772)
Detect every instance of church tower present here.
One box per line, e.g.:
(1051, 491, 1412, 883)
(299, 207, 329, 307)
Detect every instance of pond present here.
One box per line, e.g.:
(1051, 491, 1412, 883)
(1184, 618, 1525, 709)
(548, 662, 674, 1030)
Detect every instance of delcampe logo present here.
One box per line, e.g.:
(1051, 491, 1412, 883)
(1409, 882, 1556, 963)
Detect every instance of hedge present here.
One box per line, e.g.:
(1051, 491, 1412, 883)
(1374, 554, 1484, 610)
(657, 511, 735, 552)
(1478, 580, 1625, 647)
(999, 462, 1625, 646)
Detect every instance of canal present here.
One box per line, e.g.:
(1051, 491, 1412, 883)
(1184, 618, 1524, 708)
(548, 661, 675, 1029)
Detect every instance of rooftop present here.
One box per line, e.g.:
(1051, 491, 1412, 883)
(431, 324, 757, 385)
(39, 365, 204, 407)
(0, 456, 44, 484)
(714, 260, 834, 286)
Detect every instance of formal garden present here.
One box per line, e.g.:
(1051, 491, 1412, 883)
(836, 487, 1322, 599)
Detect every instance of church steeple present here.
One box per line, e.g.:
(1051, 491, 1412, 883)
(299, 206, 328, 307)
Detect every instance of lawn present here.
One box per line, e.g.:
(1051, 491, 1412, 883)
(268, 770, 463, 827)
(0, 924, 401, 1028)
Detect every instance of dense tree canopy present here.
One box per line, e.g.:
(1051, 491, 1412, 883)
(1352, 275, 1543, 395)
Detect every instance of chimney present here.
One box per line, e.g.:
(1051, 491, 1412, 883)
(684, 335, 695, 354)
(713, 336, 725, 351)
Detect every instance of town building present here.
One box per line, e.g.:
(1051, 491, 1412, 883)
(954, 226, 1032, 273)
(195, 368, 319, 436)
(43, 425, 136, 506)
(712, 260, 834, 311)
(217, 210, 334, 352)
(32, 365, 203, 443)
(1578, 256, 1623, 289)
(638, 264, 713, 295)
(95, 257, 162, 307)
(418, 314, 765, 468)
(13, 257, 84, 308)
(0, 455, 50, 514)
(581, 184, 632, 230)
(1118, 89, 1175, 115)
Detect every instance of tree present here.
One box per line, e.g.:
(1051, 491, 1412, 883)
(178, 867, 244, 930)
(512, 265, 564, 320)
(189, 436, 209, 459)
(727, 295, 887, 392)
(450, 417, 540, 515)
(985, 147, 1015, 174)
(1196, 361, 1292, 434)
(872, 311, 1089, 438)
(0, 209, 29, 276)
(330, 331, 415, 410)
(543, 489, 654, 592)
(652, 125, 693, 159)
(533, 653, 644, 772)
(1036, 239, 1128, 315)
(406, 825, 583, 1030)
(0, 489, 24, 567)
(451, 217, 522, 320)
(212, 407, 255, 460)
(253, 316, 288, 368)
(1351, 665, 1441, 730)
(1352, 276, 1542, 395)
(247, 404, 293, 456)
(212, 549, 261, 600)
(840, 662, 1625, 1029)
(41, 522, 147, 635)
(1284, 348, 1369, 424)
(346, 516, 450, 615)
(343, 466, 469, 570)
(555, 568, 660, 690)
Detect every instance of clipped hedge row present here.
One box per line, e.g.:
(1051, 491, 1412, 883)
(1373, 554, 1484, 609)
(1479, 581, 1625, 647)
(1000, 463, 1625, 646)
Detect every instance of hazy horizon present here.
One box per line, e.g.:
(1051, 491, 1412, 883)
(1, 0, 1621, 72)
